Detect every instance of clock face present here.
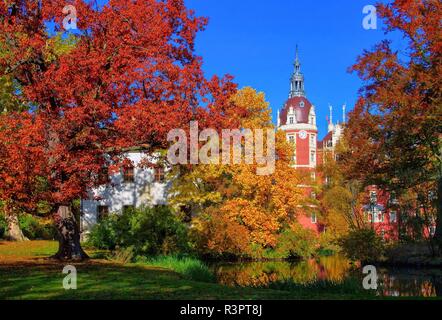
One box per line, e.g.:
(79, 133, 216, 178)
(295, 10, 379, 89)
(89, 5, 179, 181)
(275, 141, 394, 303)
(299, 130, 308, 140)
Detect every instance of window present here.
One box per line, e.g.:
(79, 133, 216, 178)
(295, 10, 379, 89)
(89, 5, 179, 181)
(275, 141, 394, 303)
(368, 213, 373, 223)
(310, 172, 316, 181)
(310, 134, 316, 146)
(310, 150, 316, 164)
(289, 117, 294, 124)
(154, 166, 165, 183)
(289, 135, 295, 144)
(310, 192, 316, 199)
(389, 192, 399, 205)
(429, 226, 436, 237)
(390, 211, 397, 223)
(97, 205, 109, 222)
(122, 165, 135, 183)
(377, 213, 383, 222)
(369, 191, 377, 204)
(300, 101, 305, 108)
(123, 205, 135, 214)
(311, 213, 317, 224)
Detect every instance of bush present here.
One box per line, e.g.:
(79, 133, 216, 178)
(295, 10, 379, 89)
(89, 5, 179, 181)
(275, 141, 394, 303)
(275, 224, 318, 260)
(339, 228, 385, 263)
(0, 212, 56, 240)
(139, 255, 215, 283)
(87, 206, 190, 257)
(191, 210, 252, 259)
(86, 214, 119, 250)
(19, 214, 57, 240)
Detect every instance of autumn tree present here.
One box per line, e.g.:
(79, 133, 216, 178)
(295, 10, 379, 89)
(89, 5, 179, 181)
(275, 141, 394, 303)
(343, 0, 442, 252)
(170, 87, 306, 257)
(0, 0, 235, 260)
(319, 137, 367, 238)
(0, 33, 75, 242)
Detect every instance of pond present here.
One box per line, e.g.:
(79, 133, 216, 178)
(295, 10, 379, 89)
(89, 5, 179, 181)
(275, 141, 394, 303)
(210, 255, 442, 297)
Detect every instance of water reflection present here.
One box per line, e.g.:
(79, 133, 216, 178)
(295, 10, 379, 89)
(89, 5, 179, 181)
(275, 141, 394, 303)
(210, 256, 442, 297)
(378, 268, 442, 297)
(212, 255, 352, 287)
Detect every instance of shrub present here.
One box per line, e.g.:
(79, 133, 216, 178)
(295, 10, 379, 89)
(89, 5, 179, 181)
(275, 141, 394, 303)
(339, 228, 385, 263)
(86, 214, 119, 250)
(19, 214, 57, 240)
(191, 210, 252, 259)
(87, 206, 190, 257)
(318, 231, 342, 256)
(140, 255, 215, 283)
(275, 224, 318, 260)
(0, 213, 56, 240)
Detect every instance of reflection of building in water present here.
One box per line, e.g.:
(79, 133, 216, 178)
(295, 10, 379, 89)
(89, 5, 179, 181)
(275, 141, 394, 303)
(378, 271, 437, 297)
(212, 256, 351, 287)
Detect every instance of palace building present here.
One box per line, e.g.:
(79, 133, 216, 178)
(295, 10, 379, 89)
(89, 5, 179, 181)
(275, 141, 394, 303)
(276, 47, 344, 234)
(277, 47, 344, 172)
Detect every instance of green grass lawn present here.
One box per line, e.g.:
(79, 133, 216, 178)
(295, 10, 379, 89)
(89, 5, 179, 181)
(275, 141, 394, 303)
(0, 241, 374, 300)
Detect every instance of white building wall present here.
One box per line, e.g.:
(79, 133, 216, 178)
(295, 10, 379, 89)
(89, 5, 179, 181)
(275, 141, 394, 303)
(81, 152, 170, 233)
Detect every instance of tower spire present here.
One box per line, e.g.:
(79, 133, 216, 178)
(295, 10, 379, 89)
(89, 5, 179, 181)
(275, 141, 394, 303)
(328, 104, 335, 132)
(289, 45, 305, 98)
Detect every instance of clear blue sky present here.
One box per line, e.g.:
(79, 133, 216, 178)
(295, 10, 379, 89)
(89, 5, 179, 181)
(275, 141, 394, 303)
(185, 0, 405, 139)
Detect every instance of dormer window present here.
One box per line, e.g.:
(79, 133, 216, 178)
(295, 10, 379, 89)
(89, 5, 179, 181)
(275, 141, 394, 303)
(289, 117, 294, 124)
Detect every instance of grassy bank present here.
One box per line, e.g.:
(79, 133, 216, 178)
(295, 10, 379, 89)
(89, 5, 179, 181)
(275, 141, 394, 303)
(137, 255, 216, 283)
(0, 241, 376, 300)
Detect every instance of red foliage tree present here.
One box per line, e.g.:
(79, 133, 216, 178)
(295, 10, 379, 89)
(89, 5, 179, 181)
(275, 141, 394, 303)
(344, 0, 442, 252)
(0, 0, 237, 260)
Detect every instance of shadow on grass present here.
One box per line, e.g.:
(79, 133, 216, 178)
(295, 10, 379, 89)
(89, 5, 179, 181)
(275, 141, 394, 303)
(0, 260, 197, 300)
(0, 259, 334, 300)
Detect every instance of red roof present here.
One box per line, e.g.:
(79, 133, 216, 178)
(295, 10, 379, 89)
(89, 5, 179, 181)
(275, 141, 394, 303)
(279, 96, 313, 125)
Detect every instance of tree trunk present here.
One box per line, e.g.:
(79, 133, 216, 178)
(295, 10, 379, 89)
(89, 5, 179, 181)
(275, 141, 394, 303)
(434, 177, 442, 255)
(52, 205, 88, 261)
(5, 207, 28, 242)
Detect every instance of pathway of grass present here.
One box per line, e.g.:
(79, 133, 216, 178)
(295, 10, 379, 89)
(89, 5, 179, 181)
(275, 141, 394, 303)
(0, 241, 373, 300)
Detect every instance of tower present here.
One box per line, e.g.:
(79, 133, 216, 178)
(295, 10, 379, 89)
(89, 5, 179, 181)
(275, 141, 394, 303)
(278, 47, 318, 170)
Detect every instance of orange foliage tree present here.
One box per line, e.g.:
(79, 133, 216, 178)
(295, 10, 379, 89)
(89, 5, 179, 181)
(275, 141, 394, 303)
(342, 0, 442, 252)
(170, 87, 306, 257)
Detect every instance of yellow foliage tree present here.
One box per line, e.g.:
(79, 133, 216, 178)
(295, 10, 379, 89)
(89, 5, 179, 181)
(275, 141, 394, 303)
(169, 87, 306, 256)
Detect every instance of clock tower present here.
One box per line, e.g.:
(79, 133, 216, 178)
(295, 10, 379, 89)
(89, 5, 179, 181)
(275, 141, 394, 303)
(277, 46, 318, 170)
